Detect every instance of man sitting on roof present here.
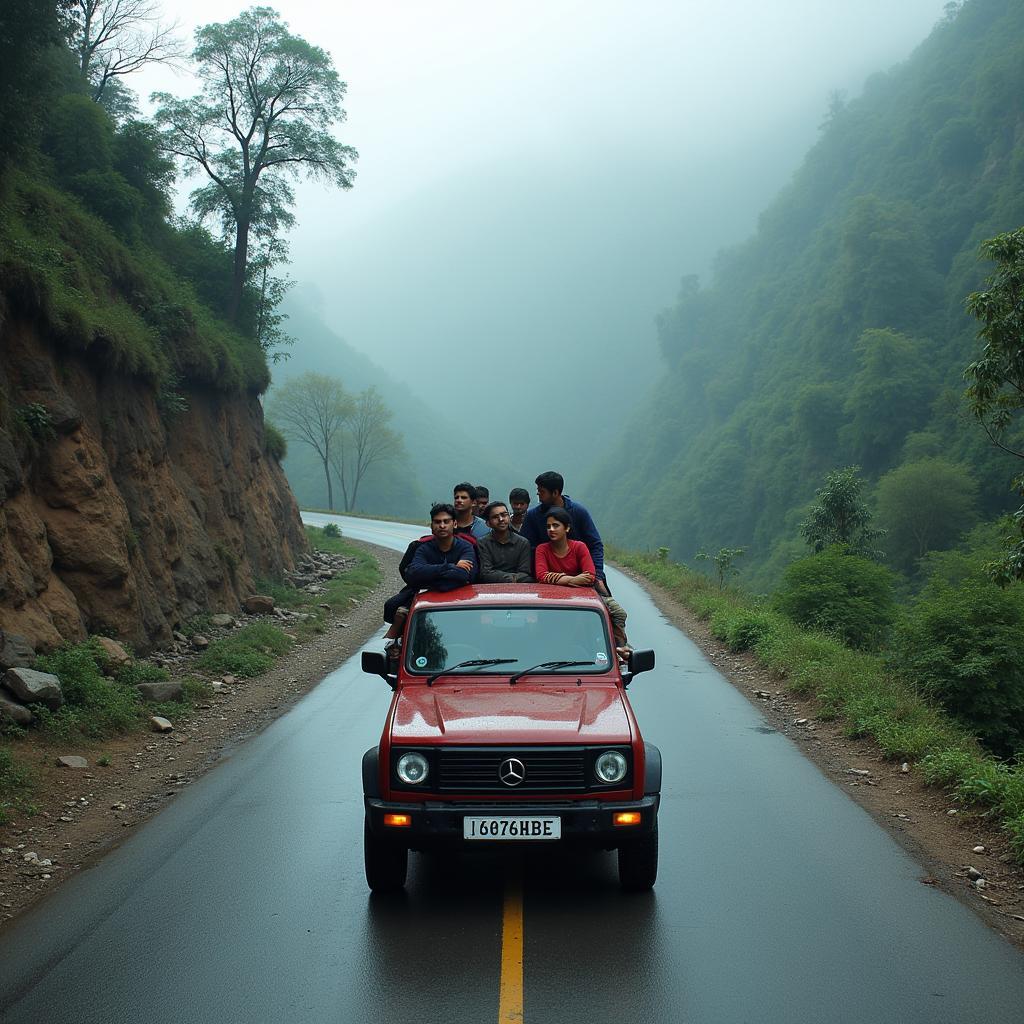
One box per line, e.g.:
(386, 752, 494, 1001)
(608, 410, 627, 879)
(453, 482, 490, 541)
(477, 500, 533, 583)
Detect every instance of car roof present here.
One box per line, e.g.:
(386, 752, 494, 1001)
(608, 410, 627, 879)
(411, 584, 608, 611)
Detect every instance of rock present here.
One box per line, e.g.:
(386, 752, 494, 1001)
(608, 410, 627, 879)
(136, 681, 184, 703)
(190, 635, 210, 650)
(318, 604, 332, 611)
(150, 716, 173, 733)
(210, 682, 224, 693)
(967, 867, 984, 881)
(794, 718, 808, 726)
(242, 595, 275, 614)
(57, 756, 88, 769)
(94, 636, 131, 668)
(111, 801, 127, 811)
(947, 809, 959, 816)
(900, 763, 910, 774)
(222, 675, 236, 686)
(0, 693, 33, 726)
(0, 632, 35, 670)
(846, 769, 871, 777)
(973, 845, 986, 854)
(4, 668, 63, 710)
(210, 614, 234, 628)
(172, 631, 188, 644)
(974, 878, 987, 890)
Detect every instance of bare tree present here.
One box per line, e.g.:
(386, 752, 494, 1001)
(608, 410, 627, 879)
(329, 388, 404, 512)
(269, 372, 351, 511)
(71, 0, 183, 102)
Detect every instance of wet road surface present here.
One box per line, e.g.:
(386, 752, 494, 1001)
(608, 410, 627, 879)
(2, 514, 1024, 1023)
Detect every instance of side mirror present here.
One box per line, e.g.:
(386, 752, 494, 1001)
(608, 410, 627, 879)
(361, 650, 394, 686)
(624, 649, 655, 684)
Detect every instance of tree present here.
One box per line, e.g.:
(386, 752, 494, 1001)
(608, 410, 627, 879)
(269, 372, 351, 511)
(153, 6, 356, 321)
(249, 236, 294, 363)
(965, 228, 1024, 583)
(875, 458, 978, 574)
(694, 547, 745, 589)
(70, 0, 182, 102)
(329, 387, 404, 512)
(799, 466, 885, 558)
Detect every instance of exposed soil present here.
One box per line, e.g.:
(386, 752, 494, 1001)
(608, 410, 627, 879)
(0, 540, 402, 932)
(3, 545, 1023, 955)
(619, 566, 1024, 953)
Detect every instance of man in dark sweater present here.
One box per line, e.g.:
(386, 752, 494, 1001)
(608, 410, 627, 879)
(382, 503, 478, 645)
(477, 501, 533, 583)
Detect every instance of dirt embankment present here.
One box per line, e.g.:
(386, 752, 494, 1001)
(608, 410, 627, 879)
(0, 319, 306, 654)
(0, 540, 401, 929)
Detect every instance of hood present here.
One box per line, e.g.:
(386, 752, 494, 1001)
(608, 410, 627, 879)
(391, 682, 632, 745)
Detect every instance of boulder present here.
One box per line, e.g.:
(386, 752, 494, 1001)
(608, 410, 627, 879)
(150, 716, 173, 733)
(0, 632, 35, 670)
(0, 692, 33, 726)
(136, 681, 184, 703)
(94, 636, 131, 668)
(190, 634, 210, 650)
(57, 755, 88, 768)
(4, 667, 63, 710)
(210, 613, 235, 628)
(243, 594, 275, 614)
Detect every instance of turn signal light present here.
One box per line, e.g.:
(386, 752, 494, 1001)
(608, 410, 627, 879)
(613, 812, 642, 827)
(383, 813, 411, 828)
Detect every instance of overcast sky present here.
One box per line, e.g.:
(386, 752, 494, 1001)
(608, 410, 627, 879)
(136, 1, 949, 478)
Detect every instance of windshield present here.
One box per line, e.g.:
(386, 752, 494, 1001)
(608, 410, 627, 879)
(405, 606, 613, 677)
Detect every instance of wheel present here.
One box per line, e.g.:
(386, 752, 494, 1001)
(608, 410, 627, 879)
(618, 823, 658, 891)
(364, 818, 408, 892)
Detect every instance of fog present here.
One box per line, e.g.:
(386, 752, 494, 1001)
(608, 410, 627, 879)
(137, 0, 947, 484)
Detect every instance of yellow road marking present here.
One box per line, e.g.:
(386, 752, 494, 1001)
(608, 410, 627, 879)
(498, 864, 525, 1023)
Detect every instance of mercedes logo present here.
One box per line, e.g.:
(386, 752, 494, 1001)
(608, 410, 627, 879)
(499, 757, 526, 787)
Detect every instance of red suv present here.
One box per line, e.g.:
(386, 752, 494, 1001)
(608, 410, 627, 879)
(360, 584, 660, 892)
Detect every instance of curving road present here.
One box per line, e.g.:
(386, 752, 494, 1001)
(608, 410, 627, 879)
(2, 514, 1024, 1023)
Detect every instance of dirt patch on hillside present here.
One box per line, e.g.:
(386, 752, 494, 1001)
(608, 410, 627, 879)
(0, 540, 401, 931)
(620, 567, 1024, 953)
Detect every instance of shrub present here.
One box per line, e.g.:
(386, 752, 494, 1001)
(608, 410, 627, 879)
(711, 607, 779, 652)
(264, 421, 287, 461)
(33, 639, 141, 737)
(197, 622, 292, 678)
(321, 522, 341, 538)
(773, 545, 897, 649)
(0, 747, 32, 825)
(889, 577, 1024, 757)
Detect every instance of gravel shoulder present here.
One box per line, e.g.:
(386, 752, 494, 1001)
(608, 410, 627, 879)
(0, 539, 401, 932)
(619, 565, 1024, 953)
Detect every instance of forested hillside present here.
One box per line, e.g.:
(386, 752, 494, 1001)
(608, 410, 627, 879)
(593, 0, 1024, 590)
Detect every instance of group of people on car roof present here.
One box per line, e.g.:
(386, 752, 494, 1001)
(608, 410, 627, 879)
(382, 471, 630, 658)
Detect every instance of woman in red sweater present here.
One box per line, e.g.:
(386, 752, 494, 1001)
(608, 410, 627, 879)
(535, 507, 630, 652)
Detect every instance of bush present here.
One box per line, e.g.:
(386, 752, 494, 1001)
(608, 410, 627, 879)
(889, 576, 1024, 757)
(33, 639, 141, 737)
(197, 622, 292, 678)
(321, 522, 341, 538)
(773, 546, 897, 649)
(711, 607, 780, 652)
(264, 421, 287, 461)
(0, 747, 32, 824)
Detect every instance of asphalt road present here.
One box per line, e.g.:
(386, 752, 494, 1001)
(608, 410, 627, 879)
(2, 514, 1024, 1024)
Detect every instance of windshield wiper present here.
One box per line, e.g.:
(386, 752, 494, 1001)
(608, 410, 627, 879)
(508, 661, 598, 685)
(426, 658, 518, 686)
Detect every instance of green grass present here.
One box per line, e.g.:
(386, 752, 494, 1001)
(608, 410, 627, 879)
(197, 622, 293, 678)
(0, 747, 33, 826)
(612, 546, 1024, 863)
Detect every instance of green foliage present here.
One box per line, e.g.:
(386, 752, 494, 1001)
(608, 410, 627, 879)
(263, 421, 287, 462)
(197, 623, 293, 678)
(773, 546, 897, 649)
(800, 467, 885, 558)
(321, 522, 341, 538)
(695, 547, 745, 588)
(15, 402, 54, 440)
(875, 457, 978, 574)
(0, 747, 33, 825)
(33, 638, 141, 738)
(710, 607, 782, 653)
(964, 226, 1024, 582)
(889, 575, 1024, 756)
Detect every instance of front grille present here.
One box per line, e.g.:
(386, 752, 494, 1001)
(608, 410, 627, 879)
(438, 747, 588, 793)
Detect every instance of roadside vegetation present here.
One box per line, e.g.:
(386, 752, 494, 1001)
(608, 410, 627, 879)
(612, 545, 1024, 863)
(0, 526, 379, 825)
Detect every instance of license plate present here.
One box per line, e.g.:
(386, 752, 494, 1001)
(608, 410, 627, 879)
(463, 816, 561, 840)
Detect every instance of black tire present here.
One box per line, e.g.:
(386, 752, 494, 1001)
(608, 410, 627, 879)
(618, 823, 658, 891)
(364, 818, 408, 893)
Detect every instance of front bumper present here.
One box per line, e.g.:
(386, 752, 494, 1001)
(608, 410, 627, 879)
(365, 794, 659, 846)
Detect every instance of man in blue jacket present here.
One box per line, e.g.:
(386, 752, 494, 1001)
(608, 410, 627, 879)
(382, 503, 478, 650)
(520, 471, 607, 589)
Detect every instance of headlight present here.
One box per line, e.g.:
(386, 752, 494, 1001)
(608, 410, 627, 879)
(396, 751, 429, 785)
(595, 750, 627, 784)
